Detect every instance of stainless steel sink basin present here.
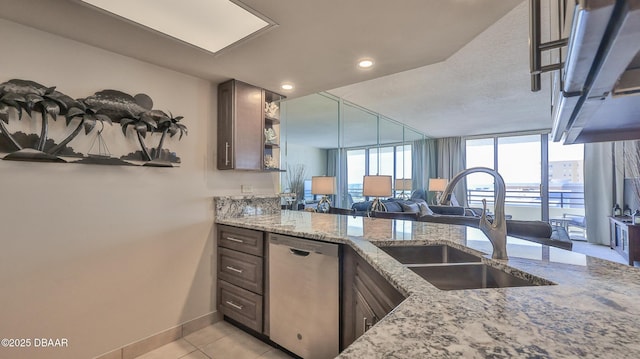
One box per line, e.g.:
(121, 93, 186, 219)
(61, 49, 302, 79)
(408, 263, 548, 290)
(379, 245, 482, 265)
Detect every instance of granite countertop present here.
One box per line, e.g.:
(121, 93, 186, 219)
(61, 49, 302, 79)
(217, 210, 640, 358)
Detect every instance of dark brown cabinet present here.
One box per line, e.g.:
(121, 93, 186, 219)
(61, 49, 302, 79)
(215, 225, 406, 352)
(341, 245, 405, 349)
(217, 79, 284, 171)
(217, 224, 266, 332)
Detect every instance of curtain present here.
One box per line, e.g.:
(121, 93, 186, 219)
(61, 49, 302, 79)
(327, 148, 350, 208)
(436, 137, 467, 207)
(584, 142, 615, 245)
(411, 138, 439, 202)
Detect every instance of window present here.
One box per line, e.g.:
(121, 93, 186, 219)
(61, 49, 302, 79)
(347, 144, 412, 202)
(347, 149, 366, 203)
(465, 134, 584, 223)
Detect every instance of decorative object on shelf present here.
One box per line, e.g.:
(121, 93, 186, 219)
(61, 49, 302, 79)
(363, 175, 392, 212)
(265, 101, 279, 118)
(286, 164, 307, 206)
(395, 178, 412, 199)
(312, 176, 336, 213)
(429, 178, 449, 205)
(264, 155, 278, 170)
(0, 78, 187, 167)
(264, 128, 277, 144)
(613, 203, 622, 217)
(634, 209, 640, 225)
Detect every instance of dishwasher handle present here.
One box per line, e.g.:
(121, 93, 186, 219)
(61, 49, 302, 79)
(289, 248, 310, 257)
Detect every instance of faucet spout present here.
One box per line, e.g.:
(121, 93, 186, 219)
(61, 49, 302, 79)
(440, 167, 508, 260)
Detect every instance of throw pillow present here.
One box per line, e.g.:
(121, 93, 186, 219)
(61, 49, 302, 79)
(385, 201, 403, 212)
(398, 201, 420, 213)
(413, 199, 434, 216)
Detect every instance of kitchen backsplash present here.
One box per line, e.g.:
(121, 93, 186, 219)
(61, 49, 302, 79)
(214, 195, 281, 219)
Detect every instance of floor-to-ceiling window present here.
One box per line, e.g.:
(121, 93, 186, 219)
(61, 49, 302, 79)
(548, 138, 585, 238)
(497, 135, 543, 220)
(347, 149, 366, 203)
(465, 133, 584, 228)
(466, 138, 496, 213)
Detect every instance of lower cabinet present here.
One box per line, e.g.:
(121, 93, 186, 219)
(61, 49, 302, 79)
(609, 216, 640, 265)
(216, 224, 266, 333)
(216, 225, 406, 355)
(341, 245, 405, 349)
(218, 279, 263, 331)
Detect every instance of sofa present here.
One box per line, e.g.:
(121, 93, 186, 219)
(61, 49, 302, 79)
(349, 197, 571, 250)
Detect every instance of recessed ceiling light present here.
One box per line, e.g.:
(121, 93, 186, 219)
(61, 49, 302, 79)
(358, 59, 374, 69)
(281, 84, 294, 91)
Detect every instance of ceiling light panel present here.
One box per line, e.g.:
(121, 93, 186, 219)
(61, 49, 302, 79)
(79, 0, 270, 53)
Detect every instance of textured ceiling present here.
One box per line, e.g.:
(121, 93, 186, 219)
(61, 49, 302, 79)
(0, 0, 536, 139)
(329, 1, 553, 138)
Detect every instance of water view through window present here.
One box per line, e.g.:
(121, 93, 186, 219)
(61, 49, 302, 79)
(466, 134, 584, 224)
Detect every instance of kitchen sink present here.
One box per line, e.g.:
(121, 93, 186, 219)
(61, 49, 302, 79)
(379, 244, 482, 265)
(378, 244, 552, 290)
(408, 263, 548, 290)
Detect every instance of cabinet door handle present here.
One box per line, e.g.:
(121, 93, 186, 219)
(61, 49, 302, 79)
(225, 300, 243, 310)
(225, 265, 243, 274)
(363, 316, 375, 332)
(225, 142, 230, 166)
(226, 236, 244, 243)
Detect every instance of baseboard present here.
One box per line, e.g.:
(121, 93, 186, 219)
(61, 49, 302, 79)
(94, 311, 221, 359)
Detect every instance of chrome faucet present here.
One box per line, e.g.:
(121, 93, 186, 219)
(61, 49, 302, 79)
(439, 167, 508, 260)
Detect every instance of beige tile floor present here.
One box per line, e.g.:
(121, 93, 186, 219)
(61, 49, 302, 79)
(134, 321, 293, 359)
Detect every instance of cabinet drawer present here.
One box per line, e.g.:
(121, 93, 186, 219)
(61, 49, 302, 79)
(218, 225, 264, 256)
(218, 280, 263, 333)
(218, 247, 263, 294)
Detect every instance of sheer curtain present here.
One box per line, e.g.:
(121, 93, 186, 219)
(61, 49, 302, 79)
(436, 137, 467, 207)
(584, 142, 615, 245)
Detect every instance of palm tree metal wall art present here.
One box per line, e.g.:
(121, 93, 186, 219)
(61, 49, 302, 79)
(0, 79, 187, 167)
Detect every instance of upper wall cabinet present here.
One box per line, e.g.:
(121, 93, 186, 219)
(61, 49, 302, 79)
(217, 79, 285, 171)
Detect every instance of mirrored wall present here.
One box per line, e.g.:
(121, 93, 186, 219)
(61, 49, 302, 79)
(280, 92, 427, 209)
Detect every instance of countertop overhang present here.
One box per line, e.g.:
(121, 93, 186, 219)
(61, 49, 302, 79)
(217, 210, 640, 358)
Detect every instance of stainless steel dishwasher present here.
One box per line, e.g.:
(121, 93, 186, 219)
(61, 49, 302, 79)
(268, 233, 339, 359)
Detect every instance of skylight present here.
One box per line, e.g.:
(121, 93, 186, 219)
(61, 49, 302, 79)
(80, 0, 271, 53)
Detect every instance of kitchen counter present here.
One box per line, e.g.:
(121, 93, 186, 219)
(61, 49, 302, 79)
(217, 210, 640, 358)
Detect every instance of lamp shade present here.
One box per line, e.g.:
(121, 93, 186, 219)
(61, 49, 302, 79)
(311, 176, 336, 195)
(395, 178, 412, 191)
(428, 178, 448, 192)
(363, 175, 392, 197)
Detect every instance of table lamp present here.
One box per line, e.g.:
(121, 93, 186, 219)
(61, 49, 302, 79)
(363, 175, 392, 212)
(312, 176, 336, 213)
(395, 178, 412, 199)
(428, 178, 448, 205)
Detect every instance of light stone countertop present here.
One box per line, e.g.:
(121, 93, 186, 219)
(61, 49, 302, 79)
(216, 210, 640, 358)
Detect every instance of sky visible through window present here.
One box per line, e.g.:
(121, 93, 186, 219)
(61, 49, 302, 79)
(466, 137, 583, 189)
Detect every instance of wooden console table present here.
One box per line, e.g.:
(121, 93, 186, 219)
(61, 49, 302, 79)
(609, 216, 640, 265)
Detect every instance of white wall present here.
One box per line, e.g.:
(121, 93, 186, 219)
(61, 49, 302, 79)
(0, 19, 277, 359)
(280, 143, 328, 190)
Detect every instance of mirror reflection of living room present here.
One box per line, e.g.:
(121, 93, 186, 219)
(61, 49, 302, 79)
(279, 92, 632, 265)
